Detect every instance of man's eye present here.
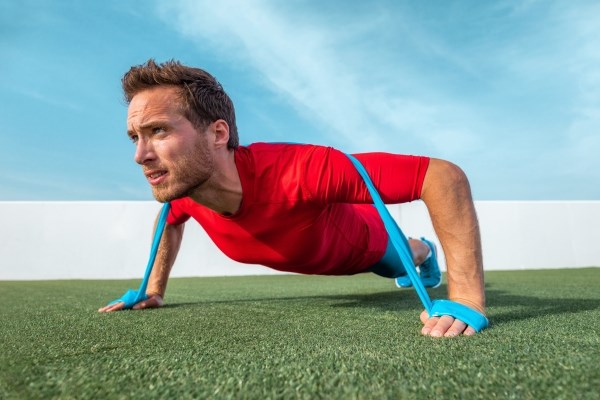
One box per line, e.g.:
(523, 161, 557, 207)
(152, 127, 166, 134)
(130, 135, 139, 144)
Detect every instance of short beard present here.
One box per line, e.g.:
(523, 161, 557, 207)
(151, 136, 214, 203)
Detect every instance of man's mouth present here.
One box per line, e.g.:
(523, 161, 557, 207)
(145, 170, 168, 186)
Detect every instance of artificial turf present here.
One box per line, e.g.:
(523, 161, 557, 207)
(1, 268, 599, 400)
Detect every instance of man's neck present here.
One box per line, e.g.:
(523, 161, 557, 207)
(188, 149, 243, 215)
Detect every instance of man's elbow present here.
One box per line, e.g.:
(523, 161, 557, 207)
(421, 158, 472, 200)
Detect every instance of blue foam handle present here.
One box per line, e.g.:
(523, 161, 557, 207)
(345, 154, 488, 331)
(108, 202, 171, 309)
(430, 300, 489, 332)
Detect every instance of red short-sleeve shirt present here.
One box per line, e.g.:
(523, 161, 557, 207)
(168, 143, 429, 275)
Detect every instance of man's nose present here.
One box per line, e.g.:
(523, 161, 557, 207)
(134, 139, 156, 165)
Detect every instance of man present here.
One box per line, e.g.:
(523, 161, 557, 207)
(99, 60, 486, 338)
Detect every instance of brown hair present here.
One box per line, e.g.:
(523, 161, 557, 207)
(122, 59, 239, 148)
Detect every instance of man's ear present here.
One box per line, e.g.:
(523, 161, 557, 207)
(211, 119, 230, 148)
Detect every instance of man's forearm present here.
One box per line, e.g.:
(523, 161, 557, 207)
(146, 218, 185, 298)
(421, 159, 485, 312)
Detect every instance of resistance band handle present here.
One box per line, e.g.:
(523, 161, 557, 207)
(430, 300, 489, 332)
(107, 288, 145, 309)
(107, 202, 171, 309)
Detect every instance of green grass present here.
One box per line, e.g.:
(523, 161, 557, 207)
(1, 268, 599, 400)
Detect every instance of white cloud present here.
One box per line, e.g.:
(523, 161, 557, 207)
(557, 3, 600, 177)
(155, 0, 599, 198)
(156, 0, 483, 156)
(158, 1, 371, 147)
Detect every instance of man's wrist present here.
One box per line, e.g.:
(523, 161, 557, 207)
(449, 297, 485, 314)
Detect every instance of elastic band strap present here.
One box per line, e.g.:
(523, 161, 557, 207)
(107, 202, 171, 309)
(345, 154, 433, 314)
(345, 154, 488, 331)
(138, 202, 171, 297)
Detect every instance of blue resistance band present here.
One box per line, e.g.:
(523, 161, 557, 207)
(108, 202, 171, 309)
(345, 154, 488, 332)
(107, 149, 487, 330)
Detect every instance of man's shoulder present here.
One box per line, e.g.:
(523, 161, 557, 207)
(239, 142, 339, 188)
(243, 142, 335, 160)
(245, 141, 317, 151)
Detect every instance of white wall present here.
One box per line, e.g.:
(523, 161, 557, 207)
(393, 201, 600, 271)
(0, 201, 598, 280)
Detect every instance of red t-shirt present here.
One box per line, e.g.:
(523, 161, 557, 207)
(168, 143, 429, 275)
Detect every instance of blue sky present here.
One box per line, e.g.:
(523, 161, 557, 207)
(1, 0, 598, 200)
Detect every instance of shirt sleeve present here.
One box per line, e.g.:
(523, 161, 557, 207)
(166, 198, 192, 225)
(302, 145, 430, 205)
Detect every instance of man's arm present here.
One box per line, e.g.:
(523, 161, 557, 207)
(419, 158, 485, 337)
(98, 213, 185, 312)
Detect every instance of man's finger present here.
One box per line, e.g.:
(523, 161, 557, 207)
(421, 315, 440, 336)
(106, 302, 125, 312)
(444, 318, 467, 337)
(424, 315, 455, 337)
(463, 325, 477, 336)
(98, 301, 125, 313)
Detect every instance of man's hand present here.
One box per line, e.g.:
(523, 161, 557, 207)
(420, 310, 478, 337)
(97, 294, 164, 313)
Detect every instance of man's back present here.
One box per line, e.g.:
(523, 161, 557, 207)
(167, 142, 428, 274)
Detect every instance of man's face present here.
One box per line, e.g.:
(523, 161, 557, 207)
(127, 86, 213, 202)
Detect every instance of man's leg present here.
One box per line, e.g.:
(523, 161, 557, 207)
(370, 238, 428, 278)
(409, 239, 430, 265)
(400, 238, 441, 288)
(371, 237, 441, 288)
(417, 238, 442, 288)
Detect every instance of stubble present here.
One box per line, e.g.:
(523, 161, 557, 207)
(152, 134, 214, 203)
